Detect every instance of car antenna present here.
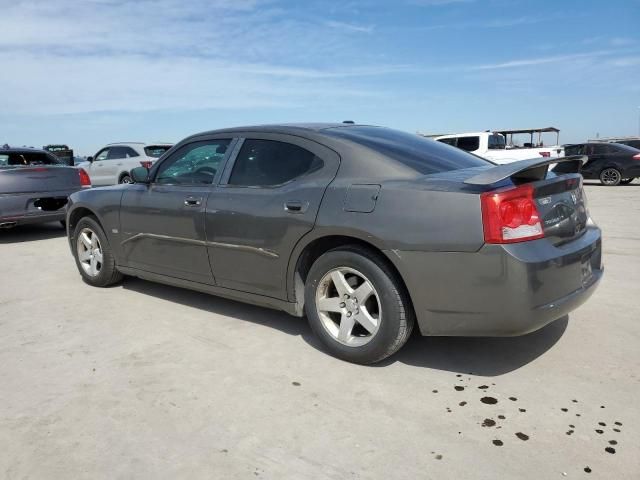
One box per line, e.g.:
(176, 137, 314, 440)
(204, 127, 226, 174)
(342, 120, 355, 124)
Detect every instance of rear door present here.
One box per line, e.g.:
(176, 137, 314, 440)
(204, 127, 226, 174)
(206, 134, 340, 299)
(119, 138, 234, 284)
(105, 146, 139, 183)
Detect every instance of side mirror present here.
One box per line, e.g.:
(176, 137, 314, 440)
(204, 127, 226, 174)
(130, 167, 150, 184)
(87, 156, 94, 162)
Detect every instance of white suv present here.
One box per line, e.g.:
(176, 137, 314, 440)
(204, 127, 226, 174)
(81, 142, 173, 185)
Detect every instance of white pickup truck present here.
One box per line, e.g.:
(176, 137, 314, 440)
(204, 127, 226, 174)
(433, 127, 564, 164)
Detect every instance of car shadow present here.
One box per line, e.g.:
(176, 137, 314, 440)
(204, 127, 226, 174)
(122, 277, 317, 340)
(122, 276, 568, 376)
(0, 222, 66, 244)
(379, 317, 568, 376)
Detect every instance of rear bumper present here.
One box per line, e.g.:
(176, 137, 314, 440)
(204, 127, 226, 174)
(0, 188, 79, 226)
(386, 225, 603, 336)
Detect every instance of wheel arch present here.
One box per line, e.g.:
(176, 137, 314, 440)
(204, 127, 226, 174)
(118, 170, 132, 183)
(287, 232, 415, 319)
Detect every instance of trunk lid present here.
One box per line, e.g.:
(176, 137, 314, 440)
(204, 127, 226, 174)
(0, 166, 81, 194)
(533, 174, 588, 245)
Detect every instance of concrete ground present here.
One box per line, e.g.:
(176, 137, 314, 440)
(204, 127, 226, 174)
(0, 182, 638, 480)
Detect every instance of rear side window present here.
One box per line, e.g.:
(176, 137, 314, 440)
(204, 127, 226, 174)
(437, 138, 457, 146)
(593, 144, 610, 155)
(325, 126, 490, 175)
(228, 139, 322, 187)
(0, 152, 62, 166)
(488, 134, 506, 150)
(456, 136, 480, 152)
(145, 145, 172, 158)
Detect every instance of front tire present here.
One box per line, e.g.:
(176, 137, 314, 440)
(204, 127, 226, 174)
(304, 246, 414, 364)
(600, 168, 622, 186)
(73, 216, 123, 287)
(620, 178, 634, 185)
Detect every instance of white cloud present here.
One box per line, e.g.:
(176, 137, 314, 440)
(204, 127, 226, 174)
(0, 0, 405, 114)
(325, 20, 374, 33)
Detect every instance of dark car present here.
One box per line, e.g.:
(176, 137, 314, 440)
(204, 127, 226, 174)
(0, 147, 91, 229)
(559, 142, 640, 185)
(43, 144, 74, 166)
(66, 124, 602, 364)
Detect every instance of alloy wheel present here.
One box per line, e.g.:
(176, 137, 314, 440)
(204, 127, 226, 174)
(315, 267, 381, 347)
(601, 168, 621, 186)
(77, 228, 103, 277)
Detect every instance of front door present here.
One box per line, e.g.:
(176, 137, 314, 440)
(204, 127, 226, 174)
(119, 138, 234, 284)
(206, 134, 340, 299)
(86, 147, 111, 185)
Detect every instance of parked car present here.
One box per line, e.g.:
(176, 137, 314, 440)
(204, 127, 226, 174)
(557, 142, 640, 185)
(80, 142, 173, 186)
(43, 144, 74, 166)
(0, 147, 90, 229)
(432, 128, 563, 164)
(66, 124, 602, 364)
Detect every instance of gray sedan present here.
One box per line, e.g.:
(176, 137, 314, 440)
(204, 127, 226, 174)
(1, 147, 90, 229)
(66, 124, 602, 364)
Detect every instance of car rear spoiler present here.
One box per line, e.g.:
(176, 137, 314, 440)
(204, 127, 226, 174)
(464, 155, 586, 186)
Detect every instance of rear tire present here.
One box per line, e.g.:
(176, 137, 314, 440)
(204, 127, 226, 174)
(600, 168, 622, 186)
(119, 174, 133, 184)
(620, 178, 634, 185)
(73, 216, 123, 287)
(304, 246, 414, 364)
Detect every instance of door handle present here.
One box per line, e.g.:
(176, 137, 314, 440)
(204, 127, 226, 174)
(184, 197, 202, 207)
(284, 200, 308, 213)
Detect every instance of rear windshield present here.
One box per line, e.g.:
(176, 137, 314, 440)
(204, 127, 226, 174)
(144, 145, 172, 158)
(324, 126, 491, 175)
(0, 151, 63, 166)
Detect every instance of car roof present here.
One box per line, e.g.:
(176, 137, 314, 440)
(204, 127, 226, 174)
(186, 123, 374, 137)
(0, 146, 52, 155)
(433, 132, 493, 139)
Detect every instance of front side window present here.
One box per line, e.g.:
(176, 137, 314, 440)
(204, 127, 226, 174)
(155, 140, 231, 185)
(456, 136, 480, 152)
(228, 139, 322, 187)
(95, 148, 110, 161)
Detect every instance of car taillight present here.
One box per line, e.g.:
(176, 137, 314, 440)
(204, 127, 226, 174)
(539, 151, 551, 158)
(140, 160, 153, 169)
(78, 168, 91, 187)
(480, 184, 544, 244)
(633, 154, 640, 160)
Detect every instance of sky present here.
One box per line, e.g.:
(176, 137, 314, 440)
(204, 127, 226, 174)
(0, 0, 639, 155)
